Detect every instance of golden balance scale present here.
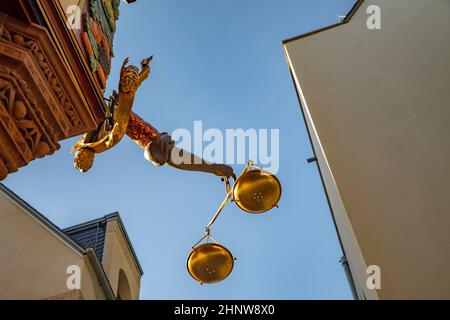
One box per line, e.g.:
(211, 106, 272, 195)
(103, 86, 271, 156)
(69, 57, 280, 285)
(187, 160, 282, 284)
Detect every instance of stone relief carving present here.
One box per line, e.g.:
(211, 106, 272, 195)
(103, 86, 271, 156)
(0, 65, 60, 178)
(0, 158, 7, 180)
(0, 24, 81, 128)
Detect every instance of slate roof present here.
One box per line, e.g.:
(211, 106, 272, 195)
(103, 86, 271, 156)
(62, 212, 144, 275)
(63, 219, 107, 262)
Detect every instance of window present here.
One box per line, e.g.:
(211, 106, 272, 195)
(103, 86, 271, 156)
(117, 269, 131, 300)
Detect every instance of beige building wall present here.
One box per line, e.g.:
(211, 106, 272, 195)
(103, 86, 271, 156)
(0, 186, 142, 300)
(284, 0, 450, 299)
(0, 190, 105, 300)
(102, 220, 141, 300)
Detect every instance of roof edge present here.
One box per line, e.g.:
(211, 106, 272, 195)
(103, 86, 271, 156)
(64, 212, 144, 276)
(105, 213, 145, 276)
(0, 183, 86, 255)
(0, 183, 144, 277)
(282, 0, 365, 44)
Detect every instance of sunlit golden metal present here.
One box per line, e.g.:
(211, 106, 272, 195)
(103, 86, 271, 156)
(233, 169, 282, 214)
(187, 243, 235, 284)
(187, 161, 281, 284)
(71, 57, 152, 172)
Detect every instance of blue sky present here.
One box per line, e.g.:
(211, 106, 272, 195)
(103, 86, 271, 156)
(4, 0, 356, 299)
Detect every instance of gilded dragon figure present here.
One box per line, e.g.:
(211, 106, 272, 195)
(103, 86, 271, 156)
(72, 57, 235, 179)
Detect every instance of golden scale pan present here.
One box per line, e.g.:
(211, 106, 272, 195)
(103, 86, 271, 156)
(187, 161, 282, 284)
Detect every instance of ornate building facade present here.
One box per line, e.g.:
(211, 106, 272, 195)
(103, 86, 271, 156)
(0, 1, 143, 300)
(0, 0, 132, 180)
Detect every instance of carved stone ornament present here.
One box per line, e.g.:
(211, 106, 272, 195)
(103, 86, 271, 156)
(0, 13, 102, 179)
(0, 23, 81, 128)
(0, 66, 59, 179)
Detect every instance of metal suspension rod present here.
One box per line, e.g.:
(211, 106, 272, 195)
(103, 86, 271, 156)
(206, 184, 233, 230)
(205, 161, 254, 230)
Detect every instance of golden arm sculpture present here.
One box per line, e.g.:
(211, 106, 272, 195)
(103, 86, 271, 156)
(72, 57, 235, 179)
(71, 57, 151, 170)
